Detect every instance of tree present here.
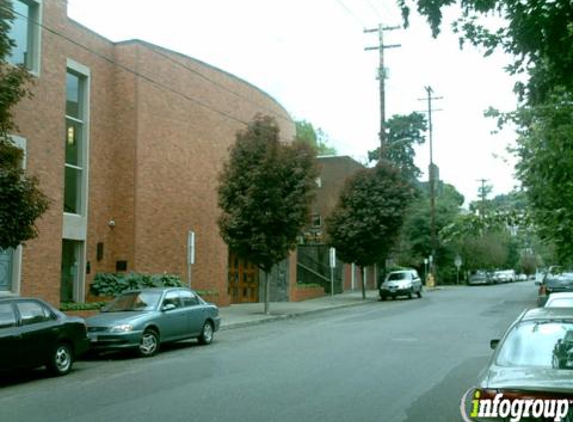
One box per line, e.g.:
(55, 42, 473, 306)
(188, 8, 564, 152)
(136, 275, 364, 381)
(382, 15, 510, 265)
(397, 0, 573, 103)
(295, 119, 337, 156)
(326, 161, 417, 298)
(368, 112, 427, 180)
(0, 1, 48, 250)
(218, 115, 319, 314)
(505, 92, 573, 264)
(399, 183, 464, 283)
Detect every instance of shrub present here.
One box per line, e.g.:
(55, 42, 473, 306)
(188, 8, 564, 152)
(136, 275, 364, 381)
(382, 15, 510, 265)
(60, 302, 107, 311)
(90, 272, 185, 297)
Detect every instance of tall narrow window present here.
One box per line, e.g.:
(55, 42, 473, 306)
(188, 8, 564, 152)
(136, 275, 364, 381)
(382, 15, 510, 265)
(60, 240, 81, 302)
(64, 71, 85, 215)
(6, 0, 41, 73)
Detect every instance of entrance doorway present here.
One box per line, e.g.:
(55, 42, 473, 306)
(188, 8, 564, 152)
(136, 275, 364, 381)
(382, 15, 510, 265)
(228, 253, 259, 303)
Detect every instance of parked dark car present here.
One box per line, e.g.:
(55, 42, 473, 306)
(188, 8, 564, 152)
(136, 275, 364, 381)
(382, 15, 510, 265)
(468, 270, 492, 286)
(379, 269, 423, 300)
(537, 269, 573, 307)
(463, 308, 573, 420)
(0, 297, 89, 376)
(86, 287, 221, 357)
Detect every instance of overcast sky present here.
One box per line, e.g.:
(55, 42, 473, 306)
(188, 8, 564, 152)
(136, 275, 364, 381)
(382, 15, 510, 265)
(67, 0, 520, 205)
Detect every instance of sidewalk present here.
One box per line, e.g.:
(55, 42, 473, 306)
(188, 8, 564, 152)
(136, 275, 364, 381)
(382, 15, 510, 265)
(219, 289, 380, 330)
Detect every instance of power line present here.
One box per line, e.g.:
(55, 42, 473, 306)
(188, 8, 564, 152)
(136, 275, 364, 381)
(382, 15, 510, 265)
(333, 0, 367, 27)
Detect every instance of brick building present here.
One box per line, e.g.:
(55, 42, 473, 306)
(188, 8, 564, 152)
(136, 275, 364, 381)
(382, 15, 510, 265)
(1, 0, 295, 306)
(298, 156, 377, 295)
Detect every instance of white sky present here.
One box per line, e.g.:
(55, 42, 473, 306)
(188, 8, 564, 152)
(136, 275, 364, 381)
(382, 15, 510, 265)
(67, 0, 521, 205)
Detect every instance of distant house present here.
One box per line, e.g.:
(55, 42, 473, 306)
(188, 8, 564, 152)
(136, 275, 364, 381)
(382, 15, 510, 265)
(2, 0, 294, 306)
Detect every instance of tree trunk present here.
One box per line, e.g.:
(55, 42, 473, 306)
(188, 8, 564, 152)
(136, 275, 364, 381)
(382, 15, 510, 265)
(263, 269, 271, 315)
(360, 266, 366, 300)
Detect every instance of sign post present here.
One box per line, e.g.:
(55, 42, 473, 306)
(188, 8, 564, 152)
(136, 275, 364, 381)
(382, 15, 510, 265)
(454, 254, 462, 285)
(187, 231, 195, 288)
(329, 247, 336, 297)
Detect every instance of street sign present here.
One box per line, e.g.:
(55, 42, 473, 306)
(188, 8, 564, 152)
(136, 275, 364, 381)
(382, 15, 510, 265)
(187, 231, 195, 265)
(455, 255, 462, 269)
(329, 247, 336, 268)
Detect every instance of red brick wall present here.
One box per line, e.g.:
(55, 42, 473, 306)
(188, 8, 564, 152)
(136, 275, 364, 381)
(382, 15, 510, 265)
(11, 0, 295, 307)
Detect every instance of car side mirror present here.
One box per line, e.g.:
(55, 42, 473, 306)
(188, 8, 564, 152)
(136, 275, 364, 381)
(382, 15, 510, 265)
(162, 303, 176, 312)
(490, 339, 500, 350)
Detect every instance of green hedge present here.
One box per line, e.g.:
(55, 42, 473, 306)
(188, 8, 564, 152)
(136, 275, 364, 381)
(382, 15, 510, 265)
(60, 302, 108, 311)
(90, 272, 185, 297)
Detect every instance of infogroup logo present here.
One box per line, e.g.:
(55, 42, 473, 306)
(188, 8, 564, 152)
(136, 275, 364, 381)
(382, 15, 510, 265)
(460, 388, 572, 422)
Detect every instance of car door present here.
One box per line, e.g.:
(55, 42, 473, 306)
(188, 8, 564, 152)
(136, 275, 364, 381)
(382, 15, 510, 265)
(0, 301, 20, 370)
(14, 300, 58, 368)
(179, 289, 204, 337)
(158, 290, 188, 341)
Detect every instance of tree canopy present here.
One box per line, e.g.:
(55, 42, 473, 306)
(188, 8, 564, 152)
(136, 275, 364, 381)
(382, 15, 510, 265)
(295, 119, 337, 156)
(397, 0, 573, 104)
(218, 115, 318, 312)
(369, 112, 427, 180)
(326, 160, 417, 296)
(0, 0, 48, 250)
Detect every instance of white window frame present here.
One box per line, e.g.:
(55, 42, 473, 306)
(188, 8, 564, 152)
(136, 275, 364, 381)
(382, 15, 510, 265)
(7, 0, 43, 76)
(62, 59, 90, 302)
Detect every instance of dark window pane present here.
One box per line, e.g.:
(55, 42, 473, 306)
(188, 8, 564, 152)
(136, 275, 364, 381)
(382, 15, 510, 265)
(17, 301, 50, 325)
(0, 303, 16, 328)
(64, 166, 81, 214)
(65, 119, 82, 166)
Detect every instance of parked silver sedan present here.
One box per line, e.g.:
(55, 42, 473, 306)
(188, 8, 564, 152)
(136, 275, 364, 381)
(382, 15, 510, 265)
(86, 287, 221, 357)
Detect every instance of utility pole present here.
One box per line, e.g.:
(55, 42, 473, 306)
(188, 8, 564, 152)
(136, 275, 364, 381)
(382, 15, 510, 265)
(477, 178, 490, 220)
(419, 86, 442, 282)
(364, 24, 400, 159)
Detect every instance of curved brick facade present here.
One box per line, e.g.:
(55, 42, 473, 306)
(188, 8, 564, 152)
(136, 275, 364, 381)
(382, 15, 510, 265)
(9, 0, 295, 306)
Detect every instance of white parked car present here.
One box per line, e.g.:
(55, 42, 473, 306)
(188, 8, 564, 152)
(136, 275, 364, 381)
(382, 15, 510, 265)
(379, 269, 423, 300)
(544, 292, 573, 308)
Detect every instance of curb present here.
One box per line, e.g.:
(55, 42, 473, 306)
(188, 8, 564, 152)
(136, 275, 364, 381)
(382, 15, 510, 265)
(219, 297, 378, 331)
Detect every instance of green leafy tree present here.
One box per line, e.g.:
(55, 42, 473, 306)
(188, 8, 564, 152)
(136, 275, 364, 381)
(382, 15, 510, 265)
(295, 119, 337, 155)
(397, 0, 573, 103)
(399, 183, 464, 283)
(326, 161, 417, 298)
(368, 112, 427, 180)
(502, 92, 573, 264)
(218, 115, 319, 314)
(0, 1, 48, 250)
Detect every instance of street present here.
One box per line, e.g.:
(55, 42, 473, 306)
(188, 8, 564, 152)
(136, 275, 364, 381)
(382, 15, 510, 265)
(1, 282, 538, 422)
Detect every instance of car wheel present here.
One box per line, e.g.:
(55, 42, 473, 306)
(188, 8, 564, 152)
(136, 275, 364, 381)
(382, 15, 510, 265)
(417, 289, 422, 298)
(138, 329, 159, 357)
(47, 342, 73, 376)
(198, 321, 214, 345)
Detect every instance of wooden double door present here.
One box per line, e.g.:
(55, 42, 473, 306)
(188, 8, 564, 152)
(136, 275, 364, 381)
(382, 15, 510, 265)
(228, 253, 259, 303)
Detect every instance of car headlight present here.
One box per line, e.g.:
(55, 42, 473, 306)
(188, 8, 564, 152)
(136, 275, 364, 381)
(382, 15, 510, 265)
(110, 324, 134, 333)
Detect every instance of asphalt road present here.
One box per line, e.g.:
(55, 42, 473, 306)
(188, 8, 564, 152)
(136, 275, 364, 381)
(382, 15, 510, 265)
(1, 282, 538, 422)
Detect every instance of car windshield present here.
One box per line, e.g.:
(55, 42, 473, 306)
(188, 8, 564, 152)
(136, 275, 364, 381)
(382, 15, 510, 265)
(388, 273, 409, 281)
(545, 273, 573, 288)
(104, 291, 162, 312)
(496, 321, 573, 369)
